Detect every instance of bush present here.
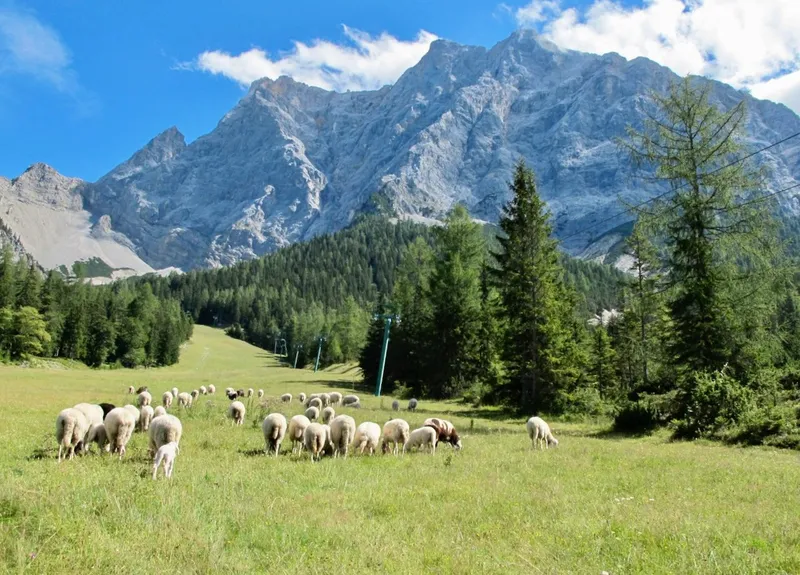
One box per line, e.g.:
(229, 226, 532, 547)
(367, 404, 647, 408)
(613, 392, 677, 434)
(225, 323, 246, 341)
(673, 370, 755, 439)
(724, 401, 800, 449)
(555, 387, 613, 418)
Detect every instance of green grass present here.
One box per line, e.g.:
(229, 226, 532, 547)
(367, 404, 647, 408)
(1, 326, 799, 574)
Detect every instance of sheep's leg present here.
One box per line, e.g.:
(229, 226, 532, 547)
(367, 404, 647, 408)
(152, 463, 159, 480)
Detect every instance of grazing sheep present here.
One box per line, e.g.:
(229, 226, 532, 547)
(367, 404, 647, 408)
(177, 392, 192, 408)
(200, 386, 207, 395)
(148, 414, 183, 455)
(381, 419, 410, 455)
(55, 408, 89, 462)
(190, 389, 199, 401)
(320, 393, 331, 407)
(137, 391, 152, 408)
(123, 404, 140, 423)
(152, 441, 179, 480)
(526, 416, 559, 450)
(353, 422, 381, 455)
(229, 401, 246, 425)
(73, 403, 104, 429)
(237, 388, 245, 397)
(281, 393, 292, 403)
(307, 397, 323, 411)
(140, 405, 155, 431)
(135, 386, 149, 394)
(247, 388, 254, 398)
(98, 403, 116, 418)
(162, 391, 173, 409)
(226, 390, 237, 400)
(298, 393, 306, 404)
(287, 415, 311, 454)
(262, 413, 288, 456)
(407, 398, 418, 412)
(423, 418, 463, 450)
(305, 406, 320, 422)
(305, 393, 321, 405)
(329, 392, 342, 406)
(342, 394, 359, 407)
(153, 406, 167, 418)
(392, 400, 400, 411)
(225, 387, 234, 396)
(329, 415, 356, 458)
(104, 407, 137, 459)
(349, 401, 362, 409)
(171, 387, 179, 399)
(303, 423, 329, 462)
(258, 389, 264, 398)
(404, 427, 437, 455)
(208, 384, 216, 394)
(127, 386, 135, 395)
(86, 423, 108, 452)
(321, 406, 335, 424)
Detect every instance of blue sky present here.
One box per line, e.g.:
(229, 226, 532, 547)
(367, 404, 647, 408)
(1, 0, 798, 181)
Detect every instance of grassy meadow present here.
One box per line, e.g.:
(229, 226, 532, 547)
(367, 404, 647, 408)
(1, 326, 799, 574)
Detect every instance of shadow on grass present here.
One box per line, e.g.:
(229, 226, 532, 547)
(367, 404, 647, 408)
(453, 407, 519, 422)
(585, 427, 660, 440)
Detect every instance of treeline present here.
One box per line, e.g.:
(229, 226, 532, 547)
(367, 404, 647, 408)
(0, 249, 192, 367)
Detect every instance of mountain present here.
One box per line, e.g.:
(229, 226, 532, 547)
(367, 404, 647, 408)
(4, 30, 800, 272)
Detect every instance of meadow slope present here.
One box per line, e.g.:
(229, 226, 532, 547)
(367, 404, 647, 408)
(1, 326, 799, 574)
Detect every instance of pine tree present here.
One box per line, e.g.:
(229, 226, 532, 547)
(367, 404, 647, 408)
(11, 306, 51, 360)
(0, 247, 15, 309)
(85, 297, 115, 367)
(590, 326, 617, 399)
(16, 264, 41, 309)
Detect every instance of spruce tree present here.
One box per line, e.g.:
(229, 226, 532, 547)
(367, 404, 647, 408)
(11, 306, 51, 360)
(0, 246, 15, 309)
(17, 263, 41, 309)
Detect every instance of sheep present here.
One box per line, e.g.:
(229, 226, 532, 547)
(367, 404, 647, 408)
(287, 415, 311, 454)
(225, 387, 234, 396)
(342, 394, 359, 407)
(307, 397, 323, 411)
(55, 408, 89, 462)
(329, 415, 356, 458)
(303, 423, 329, 462)
(404, 426, 437, 455)
(190, 389, 199, 401)
(321, 406, 335, 424)
(200, 385, 207, 395)
(127, 386, 135, 395)
(123, 404, 140, 423)
(208, 384, 216, 394)
(319, 393, 331, 407)
(152, 441, 179, 480)
(381, 419, 410, 455)
(237, 388, 245, 397)
(137, 390, 152, 408)
(104, 407, 137, 459)
(229, 401, 246, 425)
(73, 403, 104, 429)
(526, 416, 559, 450)
(98, 403, 116, 418)
(135, 386, 149, 394)
(148, 414, 183, 455)
(305, 393, 321, 405)
(298, 393, 306, 404)
(353, 422, 381, 455)
(281, 393, 292, 403)
(407, 398, 418, 412)
(329, 392, 342, 406)
(423, 418, 462, 450)
(161, 391, 172, 409)
(258, 389, 264, 399)
(262, 413, 288, 456)
(392, 400, 400, 411)
(171, 387, 179, 399)
(153, 406, 167, 418)
(349, 401, 362, 409)
(305, 406, 320, 422)
(177, 392, 192, 408)
(86, 423, 108, 453)
(140, 405, 155, 432)
(226, 390, 237, 400)
(247, 388, 254, 398)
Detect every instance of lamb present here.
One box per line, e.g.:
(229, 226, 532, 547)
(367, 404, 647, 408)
(307, 397, 323, 411)
(207, 384, 216, 394)
(381, 419, 410, 455)
(423, 418, 462, 450)
(229, 401, 246, 425)
(321, 406, 335, 424)
(287, 415, 311, 454)
(123, 404, 140, 423)
(98, 403, 116, 418)
(281, 393, 292, 403)
(298, 393, 306, 404)
(104, 407, 137, 459)
(190, 389, 199, 401)
(137, 391, 152, 408)
(526, 416, 559, 450)
(86, 423, 108, 452)
(200, 386, 207, 395)
(305, 406, 320, 422)
(55, 408, 89, 462)
(162, 391, 173, 409)
(127, 386, 135, 394)
(392, 400, 400, 411)
(148, 414, 183, 455)
(329, 415, 356, 458)
(247, 388, 254, 397)
(262, 413, 287, 456)
(353, 422, 381, 455)
(258, 389, 264, 398)
(153, 406, 167, 418)
(407, 398, 418, 412)
(404, 427, 437, 455)
(152, 441, 179, 480)
(177, 392, 192, 408)
(171, 387, 179, 399)
(328, 392, 342, 406)
(140, 405, 155, 432)
(303, 422, 329, 462)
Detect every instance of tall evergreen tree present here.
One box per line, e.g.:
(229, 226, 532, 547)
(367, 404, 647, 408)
(0, 246, 15, 309)
(17, 264, 41, 309)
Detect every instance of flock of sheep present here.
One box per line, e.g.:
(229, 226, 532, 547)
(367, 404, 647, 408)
(54, 384, 559, 480)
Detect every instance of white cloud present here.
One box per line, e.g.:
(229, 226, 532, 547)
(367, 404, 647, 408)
(192, 26, 438, 92)
(515, 0, 800, 113)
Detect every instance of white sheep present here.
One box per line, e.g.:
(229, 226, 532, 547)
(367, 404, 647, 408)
(257, 389, 264, 399)
(407, 398, 418, 412)
(247, 388, 254, 397)
(342, 394, 359, 407)
(320, 393, 331, 407)
(162, 391, 173, 409)
(381, 419, 410, 455)
(148, 414, 183, 455)
(307, 397, 323, 411)
(329, 415, 356, 458)
(153, 406, 167, 418)
(140, 405, 155, 431)
(229, 401, 246, 425)
(281, 393, 292, 403)
(105, 407, 137, 459)
(177, 392, 192, 408)
(404, 426, 437, 454)
(123, 404, 140, 424)
(329, 392, 342, 406)
(225, 387, 234, 396)
(298, 393, 306, 404)
(305, 406, 320, 422)
(262, 413, 288, 456)
(152, 441, 179, 480)
(353, 422, 381, 455)
(86, 423, 108, 453)
(526, 416, 559, 450)
(190, 389, 199, 401)
(171, 387, 179, 399)
(321, 406, 335, 424)
(73, 403, 104, 429)
(391, 400, 400, 411)
(137, 391, 152, 408)
(287, 415, 311, 454)
(306, 393, 321, 405)
(303, 422, 329, 462)
(55, 408, 89, 462)
(200, 385, 207, 395)
(208, 384, 216, 394)
(127, 386, 135, 394)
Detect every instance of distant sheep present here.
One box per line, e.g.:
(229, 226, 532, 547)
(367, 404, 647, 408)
(256, 389, 263, 399)
(200, 386, 207, 395)
(127, 386, 135, 395)
(262, 413, 288, 456)
(152, 441, 179, 480)
(321, 406, 335, 424)
(404, 426, 437, 454)
(247, 388, 254, 398)
(148, 414, 183, 455)
(226, 390, 237, 400)
(171, 387, 179, 399)
(287, 415, 311, 454)
(135, 386, 149, 394)
(391, 400, 399, 411)
(329, 415, 356, 458)
(208, 384, 216, 394)
(381, 419, 410, 455)
(305, 406, 320, 422)
(137, 391, 152, 408)
(177, 392, 192, 408)
(55, 408, 89, 462)
(225, 387, 234, 396)
(320, 393, 331, 407)
(153, 406, 167, 418)
(303, 422, 329, 462)
(307, 397, 323, 411)
(353, 422, 381, 455)
(305, 393, 321, 405)
(281, 393, 292, 403)
(140, 405, 155, 432)
(105, 407, 137, 459)
(190, 390, 199, 401)
(162, 391, 173, 409)
(342, 394, 359, 407)
(237, 388, 245, 397)
(329, 392, 342, 406)
(229, 401, 246, 425)
(407, 398, 418, 412)
(298, 393, 306, 404)
(526, 416, 559, 450)
(423, 418, 462, 450)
